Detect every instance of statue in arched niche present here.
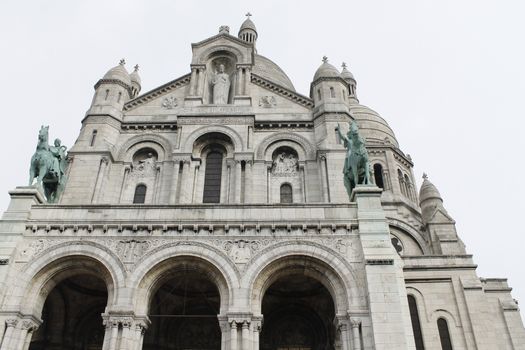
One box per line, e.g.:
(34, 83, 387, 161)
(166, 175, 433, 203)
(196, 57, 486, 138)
(211, 64, 230, 104)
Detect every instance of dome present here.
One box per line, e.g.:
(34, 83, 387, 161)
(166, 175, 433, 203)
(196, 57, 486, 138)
(341, 62, 355, 81)
(419, 174, 443, 205)
(239, 17, 257, 33)
(313, 57, 341, 81)
(102, 59, 131, 86)
(253, 54, 296, 91)
(130, 64, 141, 86)
(349, 104, 399, 147)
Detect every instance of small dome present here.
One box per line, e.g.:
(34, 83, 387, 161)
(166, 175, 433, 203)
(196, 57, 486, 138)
(102, 59, 131, 86)
(130, 64, 141, 86)
(350, 104, 399, 147)
(341, 62, 355, 81)
(253, 54, 295, 91)
(313, 57, 341, 81)
(419, 174, 443, 205)
(239, 16, 257, 33)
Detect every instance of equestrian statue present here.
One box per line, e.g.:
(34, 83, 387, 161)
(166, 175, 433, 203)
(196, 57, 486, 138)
(336, 121, 371, 198)
(29, 125, 68, 203)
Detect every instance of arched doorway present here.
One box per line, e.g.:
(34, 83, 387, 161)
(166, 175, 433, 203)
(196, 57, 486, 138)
(29, 274, 108, 350)
(143, 260, 223, 350)
(260, 274, 335, 350)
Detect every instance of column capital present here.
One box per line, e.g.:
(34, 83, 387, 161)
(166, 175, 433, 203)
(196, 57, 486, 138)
(350, 317, 361, 328)
(5, 318, 18, 328)
(20, 319, 40, 331)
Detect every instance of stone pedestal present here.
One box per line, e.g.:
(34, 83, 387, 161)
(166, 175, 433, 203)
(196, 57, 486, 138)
(352, 185, 416, 350)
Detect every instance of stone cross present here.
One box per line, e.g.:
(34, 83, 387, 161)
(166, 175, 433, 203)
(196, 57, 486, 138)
(119, 58, 126, 66)
(246, 12, 252, 18)
(134, 64, 139, 71)
(322, 56, 328, 63)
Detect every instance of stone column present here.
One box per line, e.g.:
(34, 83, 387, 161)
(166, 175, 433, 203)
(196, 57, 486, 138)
(243, 67, 251, 95)
(230, 322, 238, 350)
(197, 67, 206, 96)
(244, 161, 253, 203)
(92, 156, 109, 203)
(236, 67, 243, 95)
(189, 67, 198, 95)
(338, 323, 350, 350)
(169, 161, 180, 204)
(0, 319, 17, 350)
(219, 319, 230, 350)
(119, 318, 133, 350)
(300, 163, 307, 202)
(319, 154, 329, 202)
(235, 160, 242, 203)
(179, 160, 192, 203)
(350, 318, 361, 350)
(107, 320, 119, 350)
(241, 322, 250, 350)
(252, 320, 262, 350)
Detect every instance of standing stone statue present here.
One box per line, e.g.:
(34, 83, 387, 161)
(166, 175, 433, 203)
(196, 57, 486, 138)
(211, 64, 230, 104)
(336, 122, 371, 198)
(29, 126, 68, 203)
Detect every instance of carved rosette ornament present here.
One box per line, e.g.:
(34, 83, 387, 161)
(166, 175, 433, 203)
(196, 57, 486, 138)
(259, 96, 277, 108)
(162, 96, 178, 109)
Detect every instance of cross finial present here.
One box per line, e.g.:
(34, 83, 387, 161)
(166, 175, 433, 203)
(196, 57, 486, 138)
(342, 62, 347, 69)
(119, 58, 126, 66)
(322, 56, 328, 63)
(246, 12, 252, 18)
(422, 173, 428, 180)
(134, 64, 139, 71)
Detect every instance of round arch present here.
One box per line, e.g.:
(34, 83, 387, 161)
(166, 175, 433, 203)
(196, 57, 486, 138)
(255, 132, 316, 160)
(198, 45, 247, 64)
(129, 243, 239, 315)
(9, 242, 124, 317)
(244, 242, 361, 314)
(117, 134, 173, 162)
(388, 218, 430, 255)
(182, 126, 244, 153)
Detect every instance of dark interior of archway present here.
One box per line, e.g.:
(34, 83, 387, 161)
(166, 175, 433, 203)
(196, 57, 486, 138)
(144, 271, 221, 350)
(29, 274, 108, 350)
(261, 274, 335, 350)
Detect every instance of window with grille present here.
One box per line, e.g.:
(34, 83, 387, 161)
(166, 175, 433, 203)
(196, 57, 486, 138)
(280, 183, 293, 203)
(133, 184, 147, 204)
(203, 151, 223, 203)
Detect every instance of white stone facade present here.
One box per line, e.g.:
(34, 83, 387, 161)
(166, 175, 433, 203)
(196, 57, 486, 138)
(0, 16, 523, 350)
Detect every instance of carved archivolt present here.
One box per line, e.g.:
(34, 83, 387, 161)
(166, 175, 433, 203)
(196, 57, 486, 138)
(117, 134, 173, 162)
(182, 125, 244, 153)
(255, 132, 316, 160)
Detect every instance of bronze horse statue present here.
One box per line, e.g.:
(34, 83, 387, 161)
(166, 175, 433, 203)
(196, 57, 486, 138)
(29, 126, 67, 202)
(336, 122, 371, 198)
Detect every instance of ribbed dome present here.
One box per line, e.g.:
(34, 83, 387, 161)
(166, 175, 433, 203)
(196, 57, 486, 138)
(313, 57, 341, 81)
(239, 17, 257, 33)
(341, 63, 355, 81)
(130, 65, 141, 86)
(350, 104, 399, 147)
(102, 60, 131, 86)
(419, 174, 443, 205)
(253, 54, 295, 91)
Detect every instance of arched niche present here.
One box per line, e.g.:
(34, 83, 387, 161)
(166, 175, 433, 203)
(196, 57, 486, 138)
(270, 146, 302, 203)
(204, 50, 238, 104)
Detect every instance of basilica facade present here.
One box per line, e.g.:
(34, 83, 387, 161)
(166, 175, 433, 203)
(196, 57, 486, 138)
(0, 16, 523, 350)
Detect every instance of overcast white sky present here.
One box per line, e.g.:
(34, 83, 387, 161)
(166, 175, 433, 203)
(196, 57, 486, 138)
(1, 0, 524, 319)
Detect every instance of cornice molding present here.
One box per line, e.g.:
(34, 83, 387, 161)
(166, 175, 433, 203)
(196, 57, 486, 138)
(123, 74, 191, 111)
(251, 73, 314, 108)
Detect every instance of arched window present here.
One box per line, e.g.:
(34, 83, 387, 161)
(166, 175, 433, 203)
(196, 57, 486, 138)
(117, 91, 122, 103)
(374, 163, 384, 188)
(90, 130, 97, 147)
(407, 295, 425, 350)
(329, 87, 335, 98)
(133, 184, 147, 204)
(104, 89, 109, 100)
(203, 151, 223, 203)
(437, 318, 453, 350)
(317, 89, 322, 100)
(404, 174, 412, 199)
(398, 169, 406, 196)
(280, 183, 293, 203)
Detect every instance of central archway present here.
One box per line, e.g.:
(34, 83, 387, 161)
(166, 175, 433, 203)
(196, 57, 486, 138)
(137, 256, 229, 350)
(260, 274, 335, 350)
